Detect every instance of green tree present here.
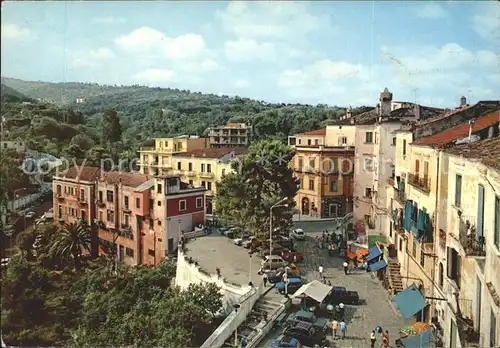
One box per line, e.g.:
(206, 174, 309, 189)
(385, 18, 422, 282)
(101, 109, 122, 144)
(50, 222, 91, 270)
(185, 283, 223, 319)
(216, 139, 299, 239)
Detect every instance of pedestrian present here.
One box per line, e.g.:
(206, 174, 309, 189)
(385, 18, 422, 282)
(343, 261, 349, 275)
(370, 330, 377, 347)
(331, 319, 338, 339)
(240, 335, 247, 348)
(339, 319, 346, 339)
(382, 330, 390, 348)
(262, 272, 268, 287)
(318, 264, 324, 279)
(327, 280, 332, 286)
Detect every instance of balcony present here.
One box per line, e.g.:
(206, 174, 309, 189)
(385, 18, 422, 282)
(139, 147, 155, 152)
(123, 206, 131, 213)
(56, 193, 64, 199)
(407, 173, 431, 193)
(77, 196, 87, 205)
(199, 172, 215, 179)
(185, 171, 197, 177)
(460, 235, 486, 257)
(394, 188, 405, 204)
(97, 200, 105, 208)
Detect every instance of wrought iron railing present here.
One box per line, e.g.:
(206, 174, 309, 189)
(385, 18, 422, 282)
(460, 235, 486, 257)
(408, 173, 431, 193)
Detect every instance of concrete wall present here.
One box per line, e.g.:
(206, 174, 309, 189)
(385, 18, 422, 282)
(325, 124, 356, 147)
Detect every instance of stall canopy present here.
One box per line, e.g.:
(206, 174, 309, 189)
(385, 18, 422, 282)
(394, 284, 428, 319)
(368, 259, 387, 272)
(292, 280, 332, 303)
(366, 246, 382, 262)
(400, 328, 432, 347)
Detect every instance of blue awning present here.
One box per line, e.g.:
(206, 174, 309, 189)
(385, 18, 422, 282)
(400, 328, 432, 347)
(368, 259, 387, 272)
(394, 284, 428, 319)
(366, 246, 382, 262)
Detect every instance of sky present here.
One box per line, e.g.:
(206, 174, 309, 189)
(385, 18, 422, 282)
(1, 1, 499, 107)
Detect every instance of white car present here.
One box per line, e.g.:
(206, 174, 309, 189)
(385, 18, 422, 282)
(291, 228, 306, 240)
(25, 211, 36, 219)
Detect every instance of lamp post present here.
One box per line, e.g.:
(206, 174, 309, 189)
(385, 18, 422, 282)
(233, 303, 240, 346)
(269, 197, 288, 257)
(249, 253, 252, 283)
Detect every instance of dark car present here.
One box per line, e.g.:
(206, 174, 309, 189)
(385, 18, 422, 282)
(277, 278, 303, 295)
(324, 286, 360, 305)
(268, 268, 300, 284)
(271, 335, 301, 348)
(282, 322, 327, 347)
(285, 310, 329, 331)
(281, 251, 304, 263)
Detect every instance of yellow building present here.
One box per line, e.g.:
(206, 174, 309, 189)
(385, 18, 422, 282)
(138, 136, 208, 175)
(171, 147, 247, 214)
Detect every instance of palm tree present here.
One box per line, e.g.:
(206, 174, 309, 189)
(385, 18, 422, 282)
(50, 222, 91, 271)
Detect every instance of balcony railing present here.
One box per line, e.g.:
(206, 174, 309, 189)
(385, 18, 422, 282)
(407, 173, 431, 193)
(185, 171, 197, 177)
(78, 196, 87, 204)
(56, 193, 64, 199)
(199, 172, 215, 179)
(394, 188, 405, 204)
(97, 200, 105, 208)
(460, 235, 486, 257)
(139, 147, 155, 152)
(123, 206, 131, 213)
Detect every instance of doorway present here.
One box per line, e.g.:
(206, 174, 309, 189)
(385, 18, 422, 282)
(302, 197, 310, 215)
(329, 204, 338, 217)
(168, 238, 174, 254)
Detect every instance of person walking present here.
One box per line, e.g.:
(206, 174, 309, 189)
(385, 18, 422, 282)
(343, 261, 349, 275)
(331, 319, 338, 339)
(318, 264, 324, 279)
(339, 319, 347, 339)
(370, 330, 377, 347)
(262, 272, 268, 287)
(382, 330, 390, 348)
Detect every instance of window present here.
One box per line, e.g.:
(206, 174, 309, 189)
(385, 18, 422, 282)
(420, 249, 425, 267)
(58, 204, 62, 218)
(148, 249, 155, 257)
(99, 191, 103, 201)
(340, 136, 347, 145)
(365, 132, 373, 143)
(309, 179, 314, 190)
(56, 185, 61, 195)
(298, 139, 302, 145)
(299, 179, 303, 189)
(412, 240, 417, 257)
(99, 211, 103, 221)
(439, 263, 444, 288)
(149, 218, 153, 229)
(308, 139, 311, 145)
(365, 188, 372, 198)
(179, 200, 186, 211)
(177, 162, 181, 170)
(157, 200, 161, 206)
(207, 164, 212, 173)
(124, 196, 129, 209)
(423, 161, 429, 181)
(201, 181, 206, 188)
(125, 248, 134, 257)
(124, 214, 129, 226)
(477, 184, 485, 238)
(189, 180, 193, 185)
(447, 247, 461, 289)
(309, 158, 315, 170)
(392, 137, 396, 146)
(136, 198, 140, 208)
(188, 162, 193, 171)
(399, 238, 403, 251)
(158, 220, 161, 226)
(364, 157, 373, 171)
(201, 163, 205, 172)
(157, 184, 162, 194)
(107, 210, 114, 223)
(403, 139, 407, 156)
(330, 180, 338, 192)
(106, 190, 114, 202)
(298, 157, 304, 170)
(415, 160, 420, 176)
(207, 182, 212, 191)
(196, 197, 203, 208)
(495, 196, 500, 249)
(491, 310, 497, 347)
(455, 174, 462, 207)
(315, 139, 319, 145)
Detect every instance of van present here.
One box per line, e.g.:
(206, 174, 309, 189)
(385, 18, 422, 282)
(258, 255, 287, 274)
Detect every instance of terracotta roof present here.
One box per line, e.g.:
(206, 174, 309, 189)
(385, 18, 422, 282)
(443, 137, 500, 172)
(173, 147, 246, 159)
(415, 101, 500, 127)
(412, 111, 500, 147)
(300, 128, 327, 136)
(61, 166, 101, 181)
(99, 171, 153, 188)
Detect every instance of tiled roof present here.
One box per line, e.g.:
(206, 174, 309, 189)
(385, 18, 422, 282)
(61, 166, 101, 181)
(173, 147, 247, 159)
(443, 137, 500, 172)
(416, 101, 500, 127)
(329, 109, 378, 126)
(300, 128, 327, 136)
(99, 171, 153, 188)
(134, 179, 155, 192)
(412, 111, 500, 147)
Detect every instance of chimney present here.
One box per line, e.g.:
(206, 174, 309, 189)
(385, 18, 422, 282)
(346, 106, 352, 118)
(379, 87, 393, 116)
(460, 96, 467, 108)
(350, 118, 355, 125)
(468, 120, 475, 142)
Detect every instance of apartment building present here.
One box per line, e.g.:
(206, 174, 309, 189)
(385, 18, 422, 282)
(1, 139, 26, 152)
(138, 135, 208, 175)
(288, 127, 355, 218)
(171, 147, 247, 214)
(53, 167, 206, 266)
(208, 122, 252, 148)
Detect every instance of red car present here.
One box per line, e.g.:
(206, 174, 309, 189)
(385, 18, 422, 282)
(281, 251, 304, 263)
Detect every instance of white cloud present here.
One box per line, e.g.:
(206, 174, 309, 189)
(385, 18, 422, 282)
(70, 47, 115, 68)
(92, 16, 127, 24)
(225, 39, 276, 61)
(177, 59, 221, 74)
(215, 2, 336, 40)
(472, 2, 500, 40)
(234, 79, 250, 88)
(115, 27, 207, 60)
(414, 3, 447, 19)
(1, 23, 32, 41)
(133, 69, 175, 84)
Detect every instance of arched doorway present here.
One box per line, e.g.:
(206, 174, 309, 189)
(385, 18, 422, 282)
(301, 197, 310, 215)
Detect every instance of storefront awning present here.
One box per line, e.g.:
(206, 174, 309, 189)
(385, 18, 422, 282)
(366, 246, 382, 262)
(292, 280, 331, 303)
(368, 259, 387, 272)
(394, 284, 428, 319)
(400, 328, 432, 348)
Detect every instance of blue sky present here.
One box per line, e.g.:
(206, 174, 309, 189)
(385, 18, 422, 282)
(1, 1, 499, 107)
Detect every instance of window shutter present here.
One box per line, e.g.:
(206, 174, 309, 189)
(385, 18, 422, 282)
(477, 185, 485, 237)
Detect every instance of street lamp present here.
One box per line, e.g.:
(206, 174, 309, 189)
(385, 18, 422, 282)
(269, 197, 288, 257)
(233, 303, 241, 346)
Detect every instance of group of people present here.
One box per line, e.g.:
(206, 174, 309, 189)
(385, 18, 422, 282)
(370, 326, 390, 348)
(331, 318, 347, 339)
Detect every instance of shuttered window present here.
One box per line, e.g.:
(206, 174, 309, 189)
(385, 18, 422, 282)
(477, 184, 485, 238)
(455, 175, 462, 207)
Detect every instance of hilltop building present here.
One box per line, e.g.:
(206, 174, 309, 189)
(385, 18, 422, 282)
(207, 122, 252, 148)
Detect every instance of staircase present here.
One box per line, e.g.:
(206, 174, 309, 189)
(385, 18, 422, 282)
(387, 259, 404, 293)
(253, 295, 282, 318)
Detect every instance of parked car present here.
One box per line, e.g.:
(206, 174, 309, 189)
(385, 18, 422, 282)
(242, 237, 258, 249)
(267, 267, 300, 284)
(233, 232, 250, 246)
(25, 211, 36, 219)
(258, 255, 287, 274)
(276, 277, 304, 294)
(223, 227, 240, 238)
(323, 286, 360, 305)
(285, 310, 329, 331)
(271, 335, 301, 348)
(282, 322, 327, 347)
(291, 228, 305, 240)
(281, 251, 304, 263)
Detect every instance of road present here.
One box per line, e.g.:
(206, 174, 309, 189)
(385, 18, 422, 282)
(259, 234, 408, 348)
(293, 220, 340, 234)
